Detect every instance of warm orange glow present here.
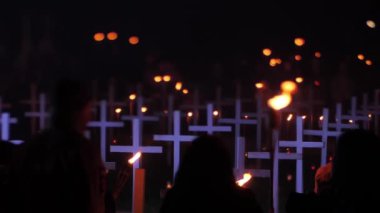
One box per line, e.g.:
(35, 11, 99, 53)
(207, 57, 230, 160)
(315, 52, 322, 58)
(287, 174, 293, 181)
(365, 59, 373, 66)
(302, 115, 307, 120)
(295, 77, 304, 83)
(175, 82, 183, 90)
(115, 108, 122, 114)
(236, 173, 253, 187)
(295, 54, 302, 61)
(187, 112, 193, 117)
(357, 54, 365, 60)
(163, 75, 171, 82)
(129, 36, 140, 45)
(182, 89, 189, 95)
(369, 114, 372, 119)
(319, 116, 324, 121)
(94, 32, 105, 42)
(129, 94, 137, 101)
(244, 115, 248, 119)
(349, 119, 354, 123)
(255, 82, 264, 89)
(267, 93, 292, 111)
(263, 48, 272, 56)
(154, 75, 162, 83)
(213, 110, 219, 117)
(141, 107, 148, 113)
(269, 58, 277, 67)
(128, 152, 142, 164)
(281, 81, 297, 94)
(314, 81, 320, 86)
(166, 182, 172, 189)
(287, 114, 293, 121)
(294, 38, 305, 47)
(367, 20, 376, 29)
(276, 58, 282, 65)
(107, 32, 118, 41)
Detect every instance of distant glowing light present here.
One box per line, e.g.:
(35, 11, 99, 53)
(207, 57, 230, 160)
(368, 114, 372, 119)
(107, 32, 118, 41)
(357, 54, 365, 61)
(182, 89, 189, 95)
(129, 36, 140, 45)
(365, 59, 373, 66)
(294, 38, 305, 47)
(236, 173, 253, 187)
(129, 94, 137, 101)
(287, 174, 293, 181)
(319, 116, 324, 121)
(244, 115, 249, 119)
(154, 76, 162, 83)
(314, 81, 320, 86)
(187, 112, 193, 117)
(175, 82, 183, 91)
(213, 110, 219, 117)
(275, 58, 282, 65)
(112, 139, 117, 144)
(163, 75, 172, 82)
(269, 58, 277, 67)
(94, 32, 105, 42)
(366, 20, 376, 29)
(128, 152, 142, 164)
(163, 110, 168, 114)
(349, 119, 353, 123)
(263, 48, 272, 56)
(314, 51, 322, 58)
(255, 82, 264, 89)
(311, 165, 316, 171)
(267, 93, 292, 111)
(302, 115, 307, 120)
(166, 182, 172, 189)
(141, 107, 148, 113)
(295, 77, 304, 83)
(115, 108, 122, 114)
(287, 114, 293, 121)
(295, 54, 302, 61)
(281, 81, 297, 94)
(329, 156, 333, 161)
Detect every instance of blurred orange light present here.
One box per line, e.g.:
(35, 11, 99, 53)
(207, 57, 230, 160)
(187, 112, 193, 117)
(128, 152, 142, 164)
(263, 48, 272, 56)
(175, 82, 183, 91)
(295, 55, 302, 61)
(365, 60, 373, 66)
(314, 81, 320, 86)
(154, 76, 162, 83)
(357, 54, 365, 60)
(141, 107, 148, 113)
(281, 81, 297, 94)
(129, 36, 140, 45)
(269, 58, 277, 67)
(255, 82, 264, 89)
(295, 77, 303, 83)
(129, 93, 137, 100)
(163, 75, 171, 82)
(107, 32, 118, 41)
(236, 173, 253, 187)
(94, 32, 105, 42)
(294, 38, 305, 47)
(267, 93, 292, 111)
(182, 89, 189, 95)
(366, 20, 376, 29)
(314, 52, 321, 58)
(213, 110, 219, 117)
(115, 108, 122, 114)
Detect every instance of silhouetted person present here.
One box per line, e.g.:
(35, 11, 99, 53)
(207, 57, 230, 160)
(332, 129, 380, 213)
(0, 141, 18, 213)
(11, 80, 105, 213)
(160, 135, 262, 213)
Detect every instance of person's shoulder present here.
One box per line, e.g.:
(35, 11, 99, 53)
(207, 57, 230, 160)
(233, 187, 263, 212)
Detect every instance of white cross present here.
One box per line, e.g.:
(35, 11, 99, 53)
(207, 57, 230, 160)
(25, 93, 50, 131)
(87, 100, 124, 170)
(189, 103, 231, 135)
(0, 113, 23, 145)
(153, 111, 196, 180)
(328, 103, 358, 132)
(110, 118, 162, 213)
(304, 108, 341, 165)
(344, 97, 370, 129)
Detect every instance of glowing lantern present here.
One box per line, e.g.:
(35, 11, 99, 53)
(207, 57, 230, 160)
(269, 58, 277, 67)
(128, 152, 142, 164)
(163, 75, 171, 82)
(357, 54, 365, 60)
(295, 77, 303, 83)
(365, 60, 373, 66)
(315, 52, 322, 58)
(129, 36, 140, 45)
(141, 107, 148, 113)
(129, 93, 137, 101)
(175, 82, 183, 91)
(255, 82, 264, 89)
(262, 48, 272, 56)
(107, 32, 118, 41)
(115, 108, 122, 114)
(280, 81, 297, 94)
(295, 54, 302, 61)
(287, 114, 293, 121)
(93, 32, 105, 42)
(213, 110, 219, 117)
(267, 93, 292, 111)
(366, 20, 376, 29)
(187, 112, 193, 117)
(236, 173, 253, 187)
(294, 38, 305, 47)
(182, 89, 189, 95)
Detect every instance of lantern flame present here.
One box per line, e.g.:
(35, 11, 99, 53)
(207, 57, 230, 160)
(268, 93, 292, 111)
(236, 173, 253, 187)
(287, 114, 293, 121)
(128, 152, 142, 164)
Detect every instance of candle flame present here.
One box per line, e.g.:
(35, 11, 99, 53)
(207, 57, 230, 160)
(319, 116, 324, 121)
(236, 173, 253, 187)
(255, 82, 264, 89)
(268, 93, 292, 111)
(115, 108, 122, 114)
(287, 114, 293, 121)
(128, 152, 142, 164)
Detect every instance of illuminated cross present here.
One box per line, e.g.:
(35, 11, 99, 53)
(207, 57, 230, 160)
(304, 108, 340, 165)
(87, 100, 124, 170)
(0, 113, 23, 145)
(189, 103, 231, 135)
(153, 111, 196, 179)
(25, 93, 50, 131)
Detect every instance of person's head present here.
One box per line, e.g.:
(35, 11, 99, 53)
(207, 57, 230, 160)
(174, 135, 235, 189)
(314, 162, 333, 195)
(332, 129, 380, 207)
(51, 80, 92, 132)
